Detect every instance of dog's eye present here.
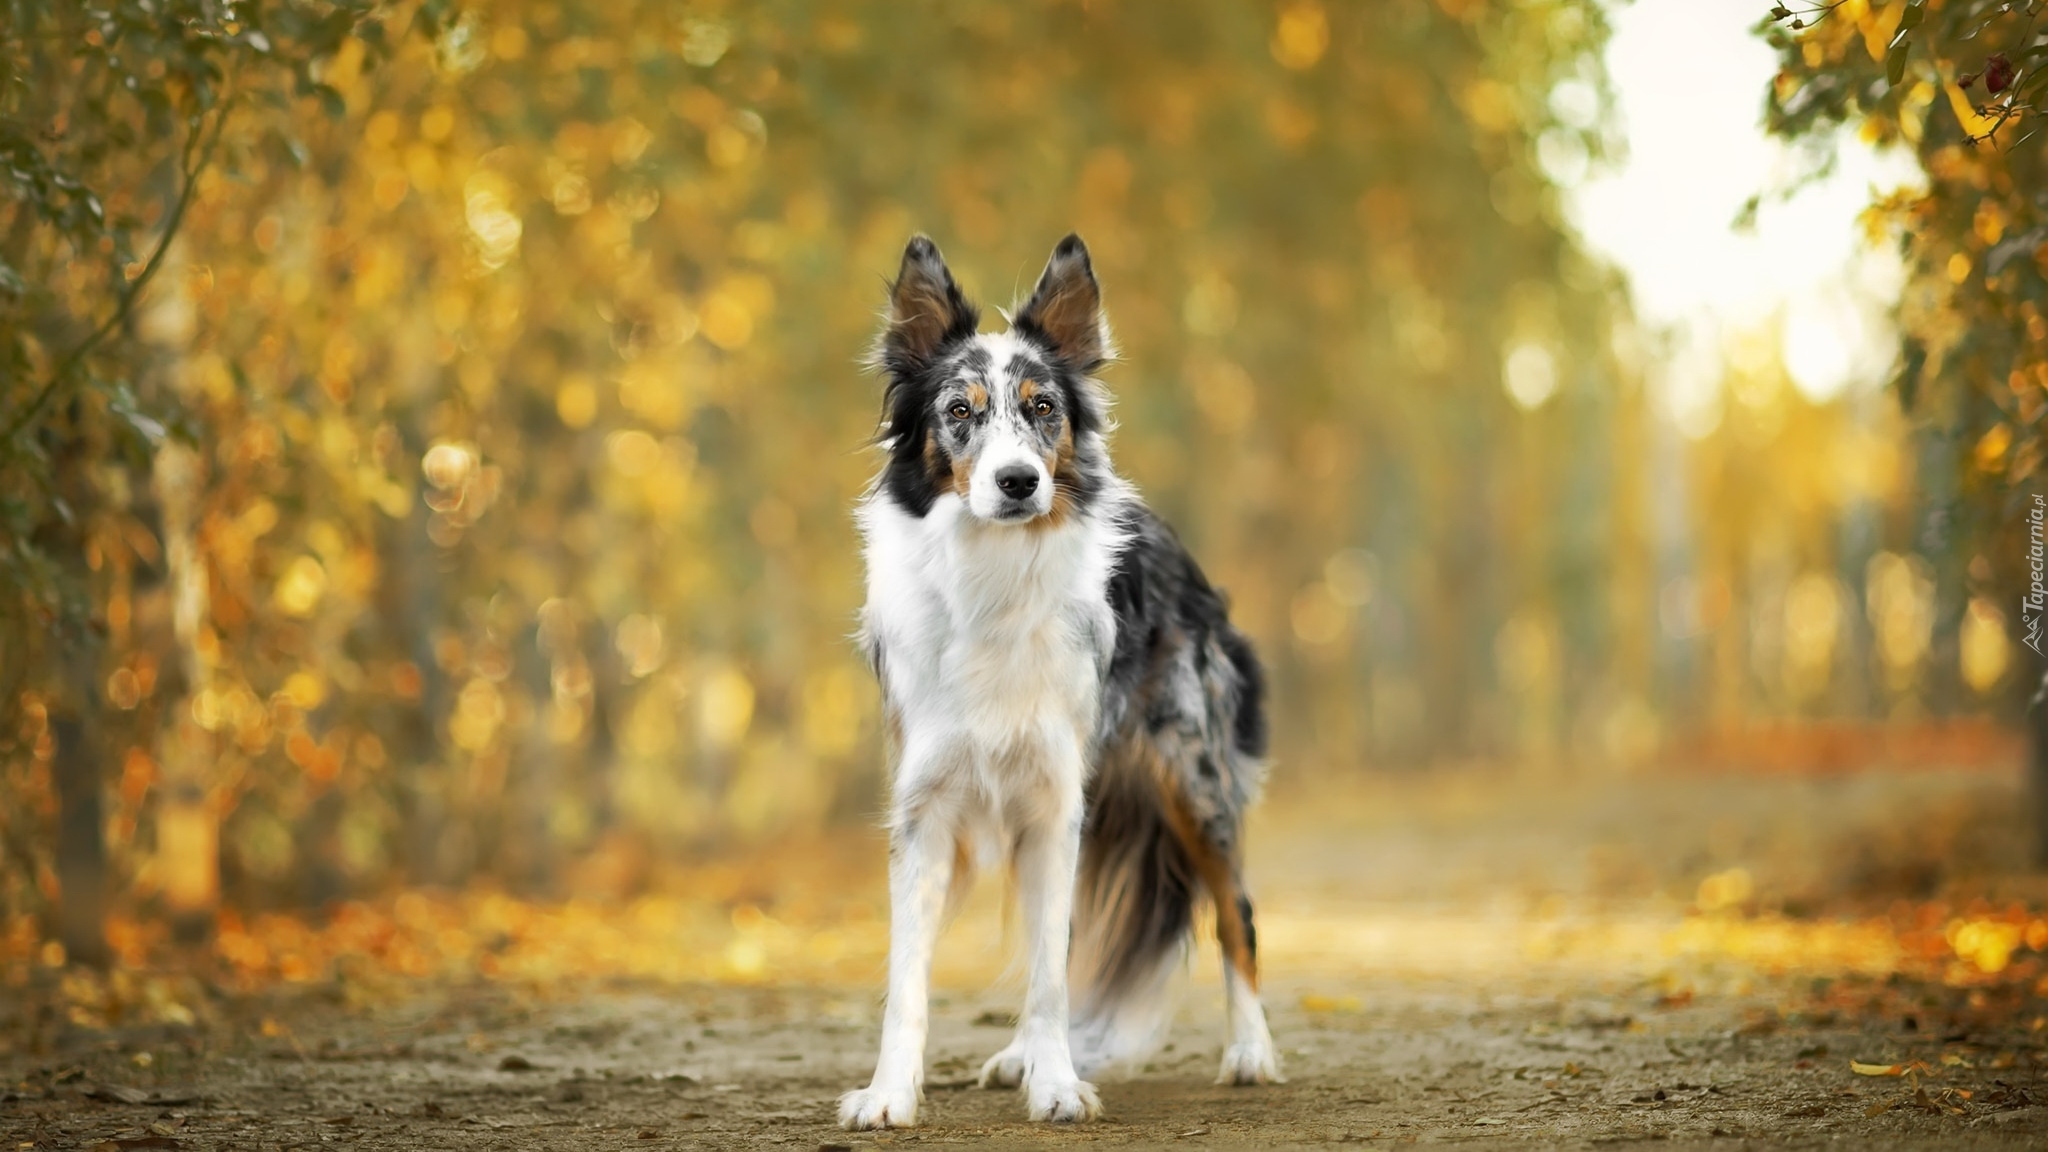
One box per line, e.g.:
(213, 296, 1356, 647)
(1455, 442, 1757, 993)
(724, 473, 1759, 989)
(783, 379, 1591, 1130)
(948, 403, 972, 420)
(1034, 399, 1054, 417)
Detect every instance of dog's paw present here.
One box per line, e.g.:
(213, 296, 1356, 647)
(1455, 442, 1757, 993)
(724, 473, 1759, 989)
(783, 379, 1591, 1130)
(977, 1043, 1026, 1089)
(838, 1082, 921, 1129)
(1025, 1075, 1102, 1123)
(1216, 1040, 1285, 1086)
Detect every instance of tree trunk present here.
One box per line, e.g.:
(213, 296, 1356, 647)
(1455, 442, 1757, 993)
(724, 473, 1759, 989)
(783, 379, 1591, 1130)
(44, 419, 109, 966)
(50, 647, 108, 968)
(375, 499, 452, 886)
(153, 442, 218, 941)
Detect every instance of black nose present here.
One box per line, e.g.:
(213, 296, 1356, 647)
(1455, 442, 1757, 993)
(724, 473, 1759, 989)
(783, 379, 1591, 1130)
(995, 467, 1040, 500)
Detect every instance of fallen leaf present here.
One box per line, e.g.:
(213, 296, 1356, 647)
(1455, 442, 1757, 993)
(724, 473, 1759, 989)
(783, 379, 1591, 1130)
(1851, 1061, 1905, 1076)
(498, 1054, 537, 1072)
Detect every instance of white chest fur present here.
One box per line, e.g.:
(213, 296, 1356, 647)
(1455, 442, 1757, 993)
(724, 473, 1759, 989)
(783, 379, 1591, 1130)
(858, 491, 1123, 806)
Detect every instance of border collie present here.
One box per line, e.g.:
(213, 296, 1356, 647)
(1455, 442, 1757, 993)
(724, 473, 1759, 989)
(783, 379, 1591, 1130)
(839, 234, 1280, 1130)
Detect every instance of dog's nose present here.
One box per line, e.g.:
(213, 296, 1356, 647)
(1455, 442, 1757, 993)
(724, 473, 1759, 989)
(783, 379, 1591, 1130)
(995, 466, 1040, 500)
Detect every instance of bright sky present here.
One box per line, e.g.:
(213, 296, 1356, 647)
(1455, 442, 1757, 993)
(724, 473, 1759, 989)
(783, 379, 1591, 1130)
(1569, 0, 1923, 435)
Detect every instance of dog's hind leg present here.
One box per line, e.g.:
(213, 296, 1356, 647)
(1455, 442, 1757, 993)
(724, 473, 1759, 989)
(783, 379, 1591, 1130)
(1159, 792, 1283, 1086)
(1213, 881, 1282, 1084)
(840, 796, 960, 1130)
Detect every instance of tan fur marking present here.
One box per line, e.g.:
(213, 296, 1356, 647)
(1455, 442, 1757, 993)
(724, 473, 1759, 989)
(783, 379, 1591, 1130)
(966, 382, 988, 409)
(1152, 768, 1258, 990)
(948, 436, 976, 494)
(923, 429, 959, 496)
(1027, 418, 1081, 532)
(1019, 379, 1039, 401)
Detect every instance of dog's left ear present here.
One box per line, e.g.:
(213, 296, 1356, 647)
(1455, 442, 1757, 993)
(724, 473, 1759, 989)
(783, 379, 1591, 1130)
(1014, 233, 1111, 371)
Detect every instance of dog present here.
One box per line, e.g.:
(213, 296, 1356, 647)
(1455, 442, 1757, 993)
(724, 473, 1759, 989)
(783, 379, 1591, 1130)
(838, 234, 1280, 1130)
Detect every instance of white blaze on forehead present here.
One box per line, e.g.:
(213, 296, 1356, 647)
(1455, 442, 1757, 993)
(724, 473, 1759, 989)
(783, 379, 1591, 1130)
(969, 331, 1045, 407)
(958, 333, 1053, 521)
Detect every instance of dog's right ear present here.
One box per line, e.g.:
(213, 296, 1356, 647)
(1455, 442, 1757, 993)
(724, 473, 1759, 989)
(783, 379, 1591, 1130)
(880, 236, 978, 373)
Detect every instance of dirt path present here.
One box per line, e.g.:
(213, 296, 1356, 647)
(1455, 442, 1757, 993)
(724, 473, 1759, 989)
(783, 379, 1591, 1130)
(5, 975, 2047, 1149)
(7, 766, 2048, 1148)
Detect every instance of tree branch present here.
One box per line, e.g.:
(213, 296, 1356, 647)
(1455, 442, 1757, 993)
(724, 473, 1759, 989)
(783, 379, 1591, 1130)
(0, 100, 228, 453)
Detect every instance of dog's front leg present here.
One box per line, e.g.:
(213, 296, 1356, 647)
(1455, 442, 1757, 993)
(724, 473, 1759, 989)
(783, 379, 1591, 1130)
(839, 807, 954, 1130)
(978, 769, 1101, 1123)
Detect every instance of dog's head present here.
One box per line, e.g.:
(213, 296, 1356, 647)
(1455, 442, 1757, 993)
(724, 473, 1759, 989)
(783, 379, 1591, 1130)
(872, 234, 1112, 525)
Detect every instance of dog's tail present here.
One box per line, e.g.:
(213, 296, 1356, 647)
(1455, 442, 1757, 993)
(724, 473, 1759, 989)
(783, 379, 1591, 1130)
(1067, 755, 1193, 1073)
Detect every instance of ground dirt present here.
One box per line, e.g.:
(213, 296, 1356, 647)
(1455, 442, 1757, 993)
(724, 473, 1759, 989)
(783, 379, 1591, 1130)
(8, 764, 2048, 1149)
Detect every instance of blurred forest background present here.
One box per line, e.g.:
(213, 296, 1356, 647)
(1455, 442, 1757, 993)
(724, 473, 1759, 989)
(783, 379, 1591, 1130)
(2, 0, 2045, 983)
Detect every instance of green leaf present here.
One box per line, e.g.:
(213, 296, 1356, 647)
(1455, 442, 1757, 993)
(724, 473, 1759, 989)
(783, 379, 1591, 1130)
(109, 399, 165, 447)
(1899, 2, 1924, 31)
(270, 127, 310, 168)
(1886, 41, 1909, 87)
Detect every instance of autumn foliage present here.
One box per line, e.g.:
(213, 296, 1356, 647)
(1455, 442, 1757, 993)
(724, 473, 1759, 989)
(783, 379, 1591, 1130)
(0, 0, 2038, 994)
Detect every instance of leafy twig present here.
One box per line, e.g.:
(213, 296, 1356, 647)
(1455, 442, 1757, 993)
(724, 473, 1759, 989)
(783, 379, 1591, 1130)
(1768, 1, 1851, 30)
(0, 99, 228, 453)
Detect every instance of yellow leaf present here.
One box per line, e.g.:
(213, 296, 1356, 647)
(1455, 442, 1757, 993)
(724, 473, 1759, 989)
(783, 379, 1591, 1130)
(1851, 1060, 1905, 1076)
